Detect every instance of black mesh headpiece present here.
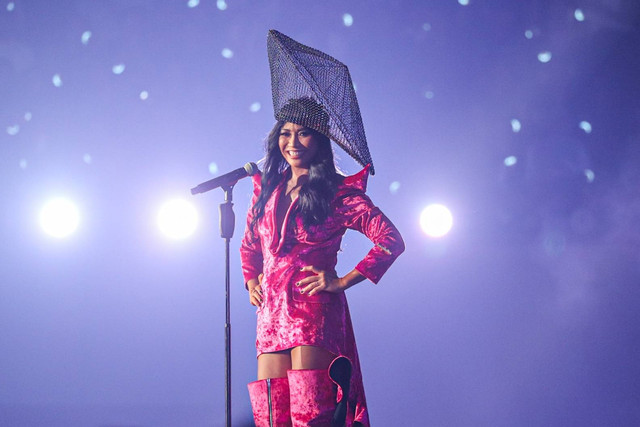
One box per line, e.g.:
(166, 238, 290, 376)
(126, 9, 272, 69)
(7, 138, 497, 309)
(267, 29, 375, 174)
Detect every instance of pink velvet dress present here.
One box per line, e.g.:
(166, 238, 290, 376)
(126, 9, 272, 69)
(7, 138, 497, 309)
(240, 165, 405, 426)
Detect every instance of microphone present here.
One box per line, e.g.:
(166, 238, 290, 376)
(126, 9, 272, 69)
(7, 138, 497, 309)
(190, 162, 258, 195)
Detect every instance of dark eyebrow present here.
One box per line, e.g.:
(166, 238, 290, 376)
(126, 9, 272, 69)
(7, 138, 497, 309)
(280, 126, 310, 133)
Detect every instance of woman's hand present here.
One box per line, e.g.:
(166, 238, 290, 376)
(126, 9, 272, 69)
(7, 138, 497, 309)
(296, 266, 347, 296)
(248, 274, 264, 307)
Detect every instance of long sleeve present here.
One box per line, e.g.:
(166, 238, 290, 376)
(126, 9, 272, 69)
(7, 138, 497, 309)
(240, 174, 264, 287)
(341, 191, 405, 284)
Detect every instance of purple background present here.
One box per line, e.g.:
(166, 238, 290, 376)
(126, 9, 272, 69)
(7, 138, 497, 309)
(2, 1, 640, 425)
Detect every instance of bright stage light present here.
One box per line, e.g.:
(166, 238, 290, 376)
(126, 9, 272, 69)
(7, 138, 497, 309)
(157, 199, 198, 239)
(420, 204, 453, 238)
(39, 198, 80, 238)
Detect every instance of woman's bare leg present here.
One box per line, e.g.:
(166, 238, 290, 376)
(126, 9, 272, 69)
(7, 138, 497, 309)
(290, 345, 335, 370)
(257, 350, 292, 380)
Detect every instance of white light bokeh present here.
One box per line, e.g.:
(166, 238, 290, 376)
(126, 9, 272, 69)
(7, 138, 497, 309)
(222, 48, 233, 58)
(538, 51, 552, 63)
(511, 119, 521, 133)
(52, 74, 62, 87)
(217, 0, 227, 10)
(579, 121, 592, 134)
(157, 199, 199, 239)
(574, 9, 585, 22)
(504, 156, 517, 166)
(250, 102, 261, 112)
(7, 125, 19, 136)
(420, 204, 453, 238)
(81, 31, 92, 45)
(40, 198, 81, 238)
(343, 13, 354, 27)
(584, 169, 595, 183)
(112, 64, 125, 75)
(208, 162, 219, 175)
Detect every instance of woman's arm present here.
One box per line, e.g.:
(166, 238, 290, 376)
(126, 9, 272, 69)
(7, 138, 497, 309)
(240, 175, 264, 291)
(247, 276, 263, 306)
(296, 266, 366, 296)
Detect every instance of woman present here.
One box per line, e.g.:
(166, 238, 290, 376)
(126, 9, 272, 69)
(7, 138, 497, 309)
(241, 97, 404, 426)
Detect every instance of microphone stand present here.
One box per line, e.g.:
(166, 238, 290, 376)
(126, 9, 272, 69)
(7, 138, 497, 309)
(192, 181, 236, 427)
(219, 184, 235, 427)
(192, 164, 256, 427)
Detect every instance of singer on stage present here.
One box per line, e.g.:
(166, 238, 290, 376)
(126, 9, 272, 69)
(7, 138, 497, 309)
(240, 31, 404, 426)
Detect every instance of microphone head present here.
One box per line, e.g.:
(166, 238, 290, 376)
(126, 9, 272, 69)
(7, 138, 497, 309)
(244, 162, 259, 176)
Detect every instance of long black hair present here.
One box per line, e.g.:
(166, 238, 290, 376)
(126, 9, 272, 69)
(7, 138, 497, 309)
(250, 121, 340, 234)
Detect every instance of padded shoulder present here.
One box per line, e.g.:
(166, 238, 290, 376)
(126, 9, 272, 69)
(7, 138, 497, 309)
(337, 164, 371, 195)
(250, 171, 263, 195)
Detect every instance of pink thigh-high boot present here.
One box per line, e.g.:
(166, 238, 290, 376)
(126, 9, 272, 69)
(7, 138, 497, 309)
(287, 356, 352, 427)
(247, 377, 292, 427)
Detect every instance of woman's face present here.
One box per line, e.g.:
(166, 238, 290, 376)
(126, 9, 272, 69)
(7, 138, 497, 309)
(278, 122, 319, 171)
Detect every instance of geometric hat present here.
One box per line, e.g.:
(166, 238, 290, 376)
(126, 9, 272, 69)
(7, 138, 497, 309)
(267, 29, 375, 174)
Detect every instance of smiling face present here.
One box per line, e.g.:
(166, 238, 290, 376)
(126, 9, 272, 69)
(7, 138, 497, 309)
(278, 122, 320, 173)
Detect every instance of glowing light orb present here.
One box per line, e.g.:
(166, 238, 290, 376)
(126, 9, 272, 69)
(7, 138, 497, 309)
(511, 119, 521, 133)
(250, 102, 261, 112)
(52, 74, 63, 87)
(208, 162, 219, 175)
(504, 156, 517, 166)
(420, 204, 453, 238)
(389, 181, 401, 194)
(222, 48, 234, 59)
(538, 51, 552, 63)
(7, 125, 19, 136)
(112, 64, 125, 75)
(584, 169, 595, 183)
(343, 13, 353, 27)
(40, 198, 80, 238)
(7, 2, 15, 12)
(81, 31, 92, 45)
(140, 91, 149, 100)
(458, 0, 469, 5)
(574, 9, 585, 22)
(157, 199, 198, 239)
(425, 91, 434, 99)
(24, 112, 32, 121)
(579, 121, 592, 134)
(524, 30, 533, 39)
(187, 0, 200, 7)
(217, 0, 227, 10)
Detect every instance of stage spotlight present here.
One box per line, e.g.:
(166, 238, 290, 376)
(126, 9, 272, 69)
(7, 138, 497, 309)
(420, 204, 453, 238)
(157, 199, 198, 239)
(39, 198, 80, 238)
